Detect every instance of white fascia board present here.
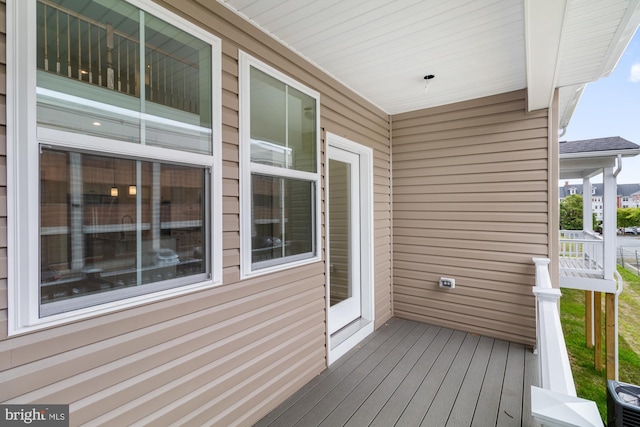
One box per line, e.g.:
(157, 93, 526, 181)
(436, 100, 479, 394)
(559, 170, 604, 180)
(524, 0, 569, 112)
(559, 84, 585, 131)
(559, 149, 640, 160)
(560, 158, 616, 172)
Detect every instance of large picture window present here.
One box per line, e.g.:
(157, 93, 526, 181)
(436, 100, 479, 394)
(40, 149, 209, 316)
(8, 0, 222, 333)
(240, 53, 321, 277)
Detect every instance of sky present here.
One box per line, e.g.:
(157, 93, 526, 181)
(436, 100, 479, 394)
(561, 28, 640, 185)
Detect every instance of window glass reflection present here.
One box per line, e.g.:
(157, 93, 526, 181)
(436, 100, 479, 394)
(40, 148, 207, 314)
(36, 0, 213, 154)
(249, 67, 316, 172)
(251, 174, 314, 265)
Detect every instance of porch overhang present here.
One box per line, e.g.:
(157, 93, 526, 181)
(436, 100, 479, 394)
(219, 0, 640, 129)
(560, 138, 640, 180)
(524, 0, 568, 112)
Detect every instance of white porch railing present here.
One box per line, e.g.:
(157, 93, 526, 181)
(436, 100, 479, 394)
(560, 230, 604, 276)
(531, 258, 603, 427)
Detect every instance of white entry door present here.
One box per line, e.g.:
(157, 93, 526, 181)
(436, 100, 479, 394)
(327, 145, 361, 334)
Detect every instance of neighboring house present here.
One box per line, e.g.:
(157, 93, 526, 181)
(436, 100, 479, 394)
(2, 0, 640, 425)
(559, 138, 640, 221)
(559, 181, 640, 221)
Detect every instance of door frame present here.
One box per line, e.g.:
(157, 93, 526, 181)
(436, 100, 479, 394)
(325, 132, 375, 365)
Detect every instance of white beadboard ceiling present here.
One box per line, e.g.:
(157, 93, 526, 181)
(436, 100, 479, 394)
(219, 0, 640, 127)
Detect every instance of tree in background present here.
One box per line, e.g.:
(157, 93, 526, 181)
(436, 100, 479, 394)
(560, 194, 584, 230)
(618, 207, 640, 228)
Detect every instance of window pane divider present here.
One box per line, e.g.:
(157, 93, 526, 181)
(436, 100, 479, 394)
(250, 162, 318, 182)
(37, 127, 214, 167)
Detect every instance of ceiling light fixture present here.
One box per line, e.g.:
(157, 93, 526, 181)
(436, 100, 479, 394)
(110, 159, 119, 197)
(424, 74, 435, 95)
(128, 160, 137, 196)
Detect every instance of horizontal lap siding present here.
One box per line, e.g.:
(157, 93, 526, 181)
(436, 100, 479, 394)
(391, 90, 546, 346)
(0, 1, 392, 426)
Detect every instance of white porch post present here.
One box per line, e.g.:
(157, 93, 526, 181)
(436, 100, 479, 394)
(603, 166, 619, 381)
(603, 167, 616, 280)
(583, 178, 593, 232)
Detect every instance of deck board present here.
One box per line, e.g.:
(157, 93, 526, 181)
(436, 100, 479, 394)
(471, 339, 510, 427)
(342, 324, 441, 426)
(318, 322, 430, 426)
(496, 343, 525, 426)
(294, 320, 416, 425)
(420, 333, 481, 426)
(368, 327, 456, 427)
(445, 335, 494, 427)
(394, 329, 468, 426)
(559, 257, 603, 279)
(256, 318, 538, 427)
(256, 319, 408, 426)
(522, 346, 540, 427)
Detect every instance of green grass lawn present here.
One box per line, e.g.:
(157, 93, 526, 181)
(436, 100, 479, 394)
(560, 267, 640, 419)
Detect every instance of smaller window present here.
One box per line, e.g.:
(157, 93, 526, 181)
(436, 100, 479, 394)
(239, 52, 321, 277)
(569, 187, 577, 195)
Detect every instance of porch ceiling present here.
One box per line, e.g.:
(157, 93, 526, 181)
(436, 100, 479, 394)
(218, 0, 640, 126)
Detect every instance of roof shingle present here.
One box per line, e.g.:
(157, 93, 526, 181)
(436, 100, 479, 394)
(559, 137, 640, 154)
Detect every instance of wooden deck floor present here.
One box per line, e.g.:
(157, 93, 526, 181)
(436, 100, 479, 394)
(256, 318, 538, 427)
(559, 257, 603, 279)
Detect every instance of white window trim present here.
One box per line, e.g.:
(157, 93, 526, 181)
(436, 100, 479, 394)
(238, 52, 322, 279)
(7, 0, 223, 335)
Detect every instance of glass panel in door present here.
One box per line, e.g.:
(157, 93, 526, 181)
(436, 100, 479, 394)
(328, 147, 360, 334)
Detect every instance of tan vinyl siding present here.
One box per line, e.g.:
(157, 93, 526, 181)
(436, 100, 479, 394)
(0, 1, 393, 426)
(391, 90, 546, 346)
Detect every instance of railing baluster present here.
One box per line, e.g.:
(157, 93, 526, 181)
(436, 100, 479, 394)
(134, 42, 139, 97)
(98, 26, 102, 87)
(77, 16, 82, 80)
(183, 62, 187, 111)
(170, 59, 174, 108)
(126, 38, 130, 94)
(163, 55, 167, 106)
(56, 8, 61, 74)
(117, 34, 121, 92)
(156, 50, 160, 104)
(44, 3, 49, 71)
(67, 13, 71, 77)
(148, 50, 153, 102)
(106, 23, 114, 90)
(88, 22, 93, 84)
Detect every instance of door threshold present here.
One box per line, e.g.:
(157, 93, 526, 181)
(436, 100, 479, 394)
(328, 318, 373, 365)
